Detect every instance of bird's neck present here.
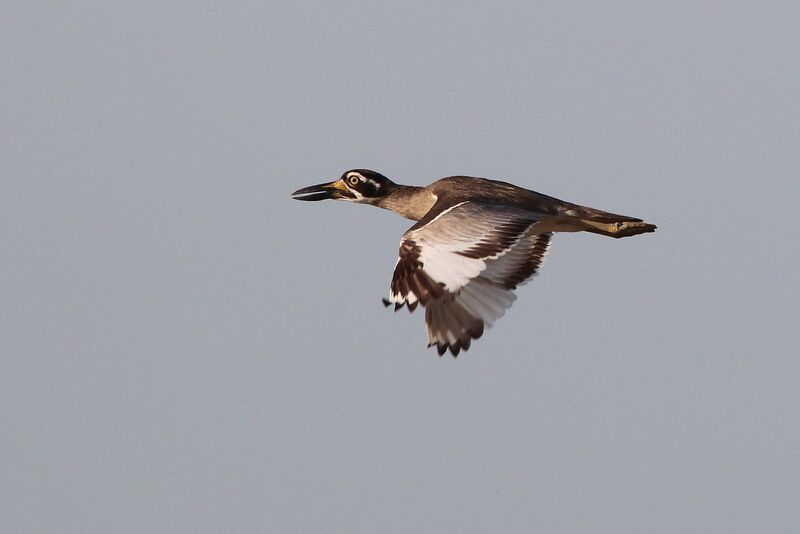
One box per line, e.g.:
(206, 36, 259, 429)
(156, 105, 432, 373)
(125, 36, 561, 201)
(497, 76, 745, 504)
(373, 185, 437, 221)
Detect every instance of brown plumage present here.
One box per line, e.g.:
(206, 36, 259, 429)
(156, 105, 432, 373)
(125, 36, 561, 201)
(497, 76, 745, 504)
(293, 169, 656, 356)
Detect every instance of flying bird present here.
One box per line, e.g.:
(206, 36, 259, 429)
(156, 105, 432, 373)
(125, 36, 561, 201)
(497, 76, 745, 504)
(292, 169, 655, 356)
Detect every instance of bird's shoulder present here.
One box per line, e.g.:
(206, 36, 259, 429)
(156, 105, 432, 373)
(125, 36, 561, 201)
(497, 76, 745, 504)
(428, 175, 526, 199)
(422, 176, 565, 220)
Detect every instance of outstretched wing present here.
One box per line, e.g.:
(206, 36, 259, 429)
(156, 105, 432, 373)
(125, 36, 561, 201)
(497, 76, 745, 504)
(383, 201, 552, 356)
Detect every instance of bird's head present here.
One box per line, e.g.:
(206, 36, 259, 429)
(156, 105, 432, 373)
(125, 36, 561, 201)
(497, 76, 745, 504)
(292, 169, 394, 203)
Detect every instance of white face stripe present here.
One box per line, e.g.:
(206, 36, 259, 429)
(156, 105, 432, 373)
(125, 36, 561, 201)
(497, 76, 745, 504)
(341, 172, 364, 201)
(346, 172, 380, 187)
(341, 171, 382, 201)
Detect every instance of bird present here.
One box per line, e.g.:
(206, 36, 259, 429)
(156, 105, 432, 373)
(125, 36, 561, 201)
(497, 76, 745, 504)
(292, 169, 656, 357)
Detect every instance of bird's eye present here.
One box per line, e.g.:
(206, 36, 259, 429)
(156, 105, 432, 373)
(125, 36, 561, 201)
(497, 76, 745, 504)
(348, 175, 360, 186)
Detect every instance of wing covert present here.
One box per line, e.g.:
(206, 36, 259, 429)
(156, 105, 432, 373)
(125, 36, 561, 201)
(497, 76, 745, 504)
(382, 200, 553, 356)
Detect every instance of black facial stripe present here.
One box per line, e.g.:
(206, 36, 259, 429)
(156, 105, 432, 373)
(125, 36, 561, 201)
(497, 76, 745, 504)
(339, 169, 391, 198)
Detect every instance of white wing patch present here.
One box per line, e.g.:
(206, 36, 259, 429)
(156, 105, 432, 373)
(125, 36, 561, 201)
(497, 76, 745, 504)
(415, 243, 485, 292)
(385, 201, 553, 356)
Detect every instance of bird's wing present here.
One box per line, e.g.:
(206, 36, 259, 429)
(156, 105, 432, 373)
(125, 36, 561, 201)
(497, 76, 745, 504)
(384, 201, 552, 356)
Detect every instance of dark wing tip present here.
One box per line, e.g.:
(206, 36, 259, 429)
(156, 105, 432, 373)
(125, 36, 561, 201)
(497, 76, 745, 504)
(428, 339, 474, 358)
(467, 323, 484, 340)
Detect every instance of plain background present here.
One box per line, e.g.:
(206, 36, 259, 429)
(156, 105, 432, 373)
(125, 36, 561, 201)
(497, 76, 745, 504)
(3, 2, 799, 532)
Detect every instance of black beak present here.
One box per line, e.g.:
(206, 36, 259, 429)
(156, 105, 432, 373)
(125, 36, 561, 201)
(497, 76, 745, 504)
(291, 180, 354, 201)
(291, 182, 335, 201)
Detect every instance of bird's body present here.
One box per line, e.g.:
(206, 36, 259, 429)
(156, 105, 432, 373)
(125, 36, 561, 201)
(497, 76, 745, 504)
(293, 169, 655, 356)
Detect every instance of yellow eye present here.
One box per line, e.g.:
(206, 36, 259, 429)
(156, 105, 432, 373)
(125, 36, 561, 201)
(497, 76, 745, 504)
(348, 175, 360, 186)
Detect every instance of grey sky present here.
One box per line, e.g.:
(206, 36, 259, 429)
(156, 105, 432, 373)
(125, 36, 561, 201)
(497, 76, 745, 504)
(2, 2, 799, 532)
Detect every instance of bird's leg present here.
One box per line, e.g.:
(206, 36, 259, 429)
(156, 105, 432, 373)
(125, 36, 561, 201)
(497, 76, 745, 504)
(579, 219, 657, 238)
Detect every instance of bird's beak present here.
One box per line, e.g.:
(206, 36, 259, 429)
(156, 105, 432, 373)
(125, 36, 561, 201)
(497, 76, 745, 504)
(291, 180, 354, 201)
